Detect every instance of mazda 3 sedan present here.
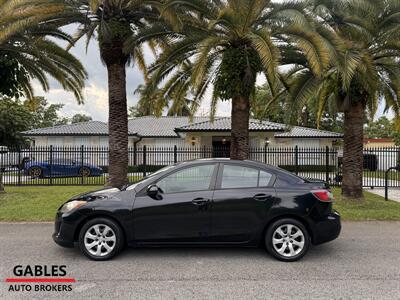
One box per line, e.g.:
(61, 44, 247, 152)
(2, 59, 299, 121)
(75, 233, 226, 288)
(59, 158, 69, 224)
(53, 159, 341, 262)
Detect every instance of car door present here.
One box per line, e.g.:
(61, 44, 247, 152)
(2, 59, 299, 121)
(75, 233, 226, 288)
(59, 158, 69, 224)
(210, 163, 276, 243)
(132, 163, 218, 244)
(50, 159, 66, 176)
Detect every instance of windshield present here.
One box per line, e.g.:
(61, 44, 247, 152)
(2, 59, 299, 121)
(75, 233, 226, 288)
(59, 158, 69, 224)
(125, 165, 176, 191)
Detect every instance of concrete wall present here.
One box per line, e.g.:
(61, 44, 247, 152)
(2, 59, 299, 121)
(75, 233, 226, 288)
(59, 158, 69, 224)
(27, 135, 337, 148)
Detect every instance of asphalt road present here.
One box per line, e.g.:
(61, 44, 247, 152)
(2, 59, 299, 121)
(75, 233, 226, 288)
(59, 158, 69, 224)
(0, 222, 399, 300)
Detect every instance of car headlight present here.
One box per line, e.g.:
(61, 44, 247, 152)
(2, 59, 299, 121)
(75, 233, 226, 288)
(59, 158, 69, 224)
(60, 200, 87, 213)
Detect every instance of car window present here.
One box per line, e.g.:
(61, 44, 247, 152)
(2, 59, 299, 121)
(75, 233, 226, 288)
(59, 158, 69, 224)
(221, 165, 259, 189)
(157, 164, 215, 194)
(274, 175, 300, 188)
(259, 170, 273, 187)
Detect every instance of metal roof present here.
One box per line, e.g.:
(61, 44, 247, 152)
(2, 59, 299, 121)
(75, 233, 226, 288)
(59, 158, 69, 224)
(22, 121, 112, 136)
(275, 126, 343, 138)
(22, 117, 343, 139)
(176, 117, 286, 132)
(129, 116, 209, 137)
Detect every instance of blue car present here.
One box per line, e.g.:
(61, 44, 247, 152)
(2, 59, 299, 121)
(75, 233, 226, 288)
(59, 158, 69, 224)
(24, 159, 103, 178)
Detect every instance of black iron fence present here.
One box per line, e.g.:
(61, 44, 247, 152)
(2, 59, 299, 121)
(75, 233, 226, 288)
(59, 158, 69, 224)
(0, 146, 399, 187)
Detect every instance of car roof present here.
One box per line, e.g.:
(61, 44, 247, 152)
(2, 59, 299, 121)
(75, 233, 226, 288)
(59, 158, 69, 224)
(176, 158, 274, 169)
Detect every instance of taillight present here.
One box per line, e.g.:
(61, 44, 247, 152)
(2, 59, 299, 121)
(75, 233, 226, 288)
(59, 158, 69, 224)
(312, 190, 333, 202)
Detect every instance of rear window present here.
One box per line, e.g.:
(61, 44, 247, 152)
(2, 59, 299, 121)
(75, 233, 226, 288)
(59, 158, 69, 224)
(274, 174, 303, 188)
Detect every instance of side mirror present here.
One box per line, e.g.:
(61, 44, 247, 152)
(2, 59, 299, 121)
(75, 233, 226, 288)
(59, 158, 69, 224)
(147, 184, 159, 198)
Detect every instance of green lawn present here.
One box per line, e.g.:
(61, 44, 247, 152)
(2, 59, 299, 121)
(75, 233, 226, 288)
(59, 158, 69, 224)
(0, 186, 399, 222)
(332, 188, 400, 221)
(0, 186, 99, 221)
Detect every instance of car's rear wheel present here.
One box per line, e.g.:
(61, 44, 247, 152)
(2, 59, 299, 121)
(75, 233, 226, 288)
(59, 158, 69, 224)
(28, 166, 43, 178)
(265, 218, 310, 262)
(79, 167, 91, 177)
(78, 218, 124, 261)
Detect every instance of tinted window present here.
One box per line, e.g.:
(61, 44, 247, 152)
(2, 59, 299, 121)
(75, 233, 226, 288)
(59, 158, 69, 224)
(274, 175, 301, 187)
(157, 164, 215, 194)
(221, 165, 259, 189)
(259, 170, 273, 187)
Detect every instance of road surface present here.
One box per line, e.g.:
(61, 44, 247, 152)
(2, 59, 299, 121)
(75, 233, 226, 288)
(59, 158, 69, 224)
(0, 222, 399, 299)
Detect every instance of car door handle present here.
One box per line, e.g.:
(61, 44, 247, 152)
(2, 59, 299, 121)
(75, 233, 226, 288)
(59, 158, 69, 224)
(192, 198, 210, 206)
(253, 194, 273, 201)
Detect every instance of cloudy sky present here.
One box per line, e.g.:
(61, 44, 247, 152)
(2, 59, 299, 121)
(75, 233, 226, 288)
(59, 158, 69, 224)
(33, 26, 390, 123)
(32, 25, 232, 122)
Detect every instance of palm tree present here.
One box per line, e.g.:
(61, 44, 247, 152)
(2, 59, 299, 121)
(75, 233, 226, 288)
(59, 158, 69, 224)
(0, 0, 87, 100)
(66, 0, 161, 188)
(135, 0, 332, 159)
(0, 0, 67, 44)
(284, 0, 400, 199)
(133, 82, 197, 117)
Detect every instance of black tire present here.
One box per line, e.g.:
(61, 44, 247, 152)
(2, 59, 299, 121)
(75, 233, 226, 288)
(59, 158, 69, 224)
(79, 167, 91, 177)
(28, 166, 43, 178)
(78, 218, 124, 261)
(265, 218, 310, 262)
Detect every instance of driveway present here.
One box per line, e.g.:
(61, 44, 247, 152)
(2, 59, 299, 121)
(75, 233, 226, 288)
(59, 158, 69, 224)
(364, 187, 400, 202)
(0, 222, 399, 300)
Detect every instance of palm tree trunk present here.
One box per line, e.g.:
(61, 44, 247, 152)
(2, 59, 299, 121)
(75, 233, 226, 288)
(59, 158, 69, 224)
(342, 101, 364, 200)
(0, 168, 4, 193)
(230, 95, 250, 160)
(101, 42, 129, 189)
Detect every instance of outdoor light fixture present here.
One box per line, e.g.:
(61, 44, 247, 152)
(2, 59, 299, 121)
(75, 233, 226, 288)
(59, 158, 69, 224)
(191, 136, 197, 146)
(222, 138, 227, 145)
(265, 137, 270, 147)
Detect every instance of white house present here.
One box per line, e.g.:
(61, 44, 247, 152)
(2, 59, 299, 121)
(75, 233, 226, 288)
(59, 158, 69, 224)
(22, 116, 343, 149)
(21, 116, 343, 167)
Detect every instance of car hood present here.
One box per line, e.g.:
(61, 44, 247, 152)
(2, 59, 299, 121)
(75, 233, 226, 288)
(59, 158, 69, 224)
(70, 187, 122, 202)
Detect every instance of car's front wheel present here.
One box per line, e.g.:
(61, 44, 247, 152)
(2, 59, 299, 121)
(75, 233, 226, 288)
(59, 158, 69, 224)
(265, 218, 310, 262)
(78, 218, 124, 261)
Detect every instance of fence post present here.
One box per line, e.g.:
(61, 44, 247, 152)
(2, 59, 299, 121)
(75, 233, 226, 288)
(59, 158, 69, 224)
(81, 145, 84, 185)
(133, 143, 137, 166)
(295, 146, 299, 175)
(143, 145, 147, 177)
(17, 148, 22, 186)
(174, 145, 177, 164)
(325, 146, 330, 183)
(49, 145, 53, 186)
(264, 145, 267, 164)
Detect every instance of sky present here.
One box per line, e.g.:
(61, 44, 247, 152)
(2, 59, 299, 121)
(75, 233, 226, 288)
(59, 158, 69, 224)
(33, 26, 390, 123)
(32, 25, 232, 122)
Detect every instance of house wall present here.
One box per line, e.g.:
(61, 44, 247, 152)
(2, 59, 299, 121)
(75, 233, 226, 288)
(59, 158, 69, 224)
(28, 135, 337, 148)
(275, 138, 335, 148)
(183, 132, 276, 147)
(364, 141, 396, 149)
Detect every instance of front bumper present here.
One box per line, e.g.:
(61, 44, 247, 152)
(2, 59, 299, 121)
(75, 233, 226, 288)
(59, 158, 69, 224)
(52, 212, 79, 248)
(312, 210, 341, 245)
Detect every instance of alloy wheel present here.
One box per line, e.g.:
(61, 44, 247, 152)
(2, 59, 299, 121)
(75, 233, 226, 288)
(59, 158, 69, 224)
(84, 224, 116, 257)
(79, 167, 91, 177)
(29, 167, 42, 178)
(272, 224, 305, 258)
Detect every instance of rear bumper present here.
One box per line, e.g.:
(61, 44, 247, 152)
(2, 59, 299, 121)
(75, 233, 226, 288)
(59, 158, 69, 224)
(312, 211, 341, 245)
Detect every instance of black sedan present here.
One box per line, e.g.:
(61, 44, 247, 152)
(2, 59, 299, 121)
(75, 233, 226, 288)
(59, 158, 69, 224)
(53, 159, 341, 262)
